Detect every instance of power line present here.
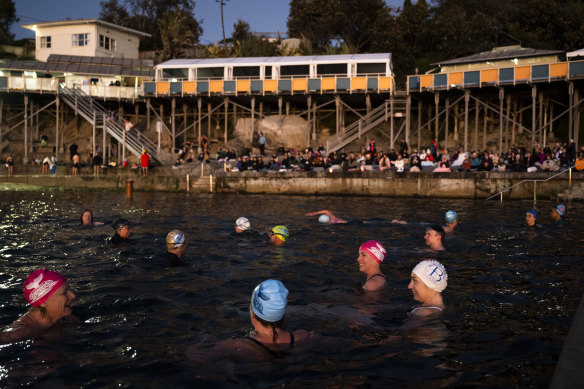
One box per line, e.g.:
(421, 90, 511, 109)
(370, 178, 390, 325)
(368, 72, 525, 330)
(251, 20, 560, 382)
(16, 14, 50, 23)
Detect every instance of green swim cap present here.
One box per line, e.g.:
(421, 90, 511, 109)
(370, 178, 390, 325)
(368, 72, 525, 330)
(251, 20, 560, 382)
(272, 225, 289, 242)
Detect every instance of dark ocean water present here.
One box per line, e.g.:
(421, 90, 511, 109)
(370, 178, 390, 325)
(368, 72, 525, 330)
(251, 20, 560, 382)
(0, 190, 582, 388)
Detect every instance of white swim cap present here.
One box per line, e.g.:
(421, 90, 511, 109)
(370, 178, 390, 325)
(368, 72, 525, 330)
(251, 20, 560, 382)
(412, 260, 448, 292)
(236, 217, 250, 231)
(318, 214, 330, 223)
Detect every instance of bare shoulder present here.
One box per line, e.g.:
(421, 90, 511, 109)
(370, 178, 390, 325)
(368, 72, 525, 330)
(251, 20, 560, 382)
(410, 306, 444, 319)
(186, 337, 271, 363)
(365, 275, 387, 291)
(293, 329, 316, 342)
(0, 315, 41, 344)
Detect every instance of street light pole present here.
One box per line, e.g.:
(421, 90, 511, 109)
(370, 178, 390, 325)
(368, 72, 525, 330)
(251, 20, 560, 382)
(216, 0, 230, 48)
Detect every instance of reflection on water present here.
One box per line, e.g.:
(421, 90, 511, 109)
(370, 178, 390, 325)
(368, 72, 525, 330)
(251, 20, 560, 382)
(0, 191, 582, 387)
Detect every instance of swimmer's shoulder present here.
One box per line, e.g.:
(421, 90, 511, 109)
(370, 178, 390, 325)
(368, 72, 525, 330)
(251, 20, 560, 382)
(292, 329, 316, 343)
(409, 306, 444, 319)
(363, 274, 387, 291)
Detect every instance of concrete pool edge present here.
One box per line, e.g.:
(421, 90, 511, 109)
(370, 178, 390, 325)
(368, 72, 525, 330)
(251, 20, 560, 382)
(550, 295, 584, 389)
(0, 169, 582, 199)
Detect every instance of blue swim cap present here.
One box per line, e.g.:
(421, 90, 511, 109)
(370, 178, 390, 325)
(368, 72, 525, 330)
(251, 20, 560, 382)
(318, 214, 330, 223)
(272, 225, 289, 242)
(527, 209, 538, 219)
(251, 279, 289, 322)
(555, 204, 565, 216)
(445, 210, 457, 223)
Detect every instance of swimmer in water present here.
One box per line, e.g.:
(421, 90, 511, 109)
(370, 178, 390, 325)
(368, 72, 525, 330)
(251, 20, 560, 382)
(269, 225, 289, 246)
(305, 210, 347, 224)
(0, 269, 76, 343)
(408, 260, 447, 319)
(357, 240, 387, 291)
(80, 209, 104, 226)
(525, 209, 539, 228)
(235, 217, 251, 233)
(165, 230, 187, 267)
(111, 218, 131, 244)
(550, 204, 565, 224)
(443, 210, 457, 233)
(424, 225, 445, 251)
(186, 279, 312, 362)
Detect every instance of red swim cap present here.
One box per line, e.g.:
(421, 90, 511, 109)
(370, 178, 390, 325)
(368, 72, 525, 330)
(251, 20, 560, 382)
(359, 240, 387, 263)
(23, 269, 66, 306)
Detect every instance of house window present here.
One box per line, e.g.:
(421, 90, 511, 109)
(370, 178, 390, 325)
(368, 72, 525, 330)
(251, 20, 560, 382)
(40, 36, 51, 48)
(99, 34, 116, 51)
(72, 33, 89, 47)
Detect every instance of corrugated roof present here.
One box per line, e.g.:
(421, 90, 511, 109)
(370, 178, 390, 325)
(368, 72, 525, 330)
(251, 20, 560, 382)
(157, 53, 391, 69)
(432, 46, 563, 66)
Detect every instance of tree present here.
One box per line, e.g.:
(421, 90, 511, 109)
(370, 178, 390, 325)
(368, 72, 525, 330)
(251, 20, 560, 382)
(230, 19, 278, 57)
(0, 0, 17, 44)
(99, 0, 202, 53)
(158, 7, 196, 60)
(287, 0, 392, 53)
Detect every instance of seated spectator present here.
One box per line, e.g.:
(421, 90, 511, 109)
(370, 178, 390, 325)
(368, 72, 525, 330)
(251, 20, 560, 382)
(394, 154, 405, 172)
(409, 155, 422, 172)
(451, 152, 467, 170)
(515, 154, 527, 172)
(470, 153, 481, 169)
(459, 153, 470, 171)
(575, 152, 584, 172)
(477, 159, 492, 171)
(539, 155, 560, 172)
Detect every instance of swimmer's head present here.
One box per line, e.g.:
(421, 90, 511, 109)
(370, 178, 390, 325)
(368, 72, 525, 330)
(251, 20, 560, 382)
(271, 225, 289, 242)
(527, 209, 538, 219)
(445, 210, 457, 223)
(80, 209, 93, 225)
(427, 225, 445, 237)
(23, 269, 67, 306)
(235, 217, 250, 232)
(166, 230, 186, 250)
(251, 279, 289, 322)
(318, 214, 330, 223)
(112, 218, 130, 231)
(554, 205, 565, 217)
(412, 260, 448, 292)
(359, 240, 387, 263)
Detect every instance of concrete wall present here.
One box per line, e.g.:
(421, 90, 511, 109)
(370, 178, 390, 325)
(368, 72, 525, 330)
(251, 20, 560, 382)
(1, 164, 581, 200)
(215, 171, 582, 200)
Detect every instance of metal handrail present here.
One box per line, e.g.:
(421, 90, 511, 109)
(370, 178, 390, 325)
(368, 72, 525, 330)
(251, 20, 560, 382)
(486, 159, 584, 202)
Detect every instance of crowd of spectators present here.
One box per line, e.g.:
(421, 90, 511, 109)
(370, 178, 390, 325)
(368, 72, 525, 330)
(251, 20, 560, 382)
(173, 136, 584, 174)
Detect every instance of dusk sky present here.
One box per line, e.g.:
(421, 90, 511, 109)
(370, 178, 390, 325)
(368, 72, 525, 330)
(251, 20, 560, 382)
(13, 0, 405, 45)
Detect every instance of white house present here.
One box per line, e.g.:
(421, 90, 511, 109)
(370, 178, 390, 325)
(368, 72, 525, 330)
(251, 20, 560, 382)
(22, 19, 150, 62)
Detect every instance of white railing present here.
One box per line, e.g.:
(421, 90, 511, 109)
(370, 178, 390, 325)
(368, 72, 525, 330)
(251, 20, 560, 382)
(0, 76, 142, 99)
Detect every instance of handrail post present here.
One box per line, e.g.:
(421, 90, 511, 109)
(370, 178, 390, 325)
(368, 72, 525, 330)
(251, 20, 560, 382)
(533, 181, 537, 208)
(569, 167, 572, 188)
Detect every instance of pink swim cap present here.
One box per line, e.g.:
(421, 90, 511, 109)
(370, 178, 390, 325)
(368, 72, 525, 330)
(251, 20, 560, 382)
(23, 269, 66, 306)
(359, 240, 387, 263)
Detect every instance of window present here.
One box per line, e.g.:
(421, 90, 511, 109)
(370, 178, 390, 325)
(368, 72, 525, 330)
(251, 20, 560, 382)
(72, 33, 89, 47)
(99, 34, 117, 52)
(40, 36, 51, 48)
